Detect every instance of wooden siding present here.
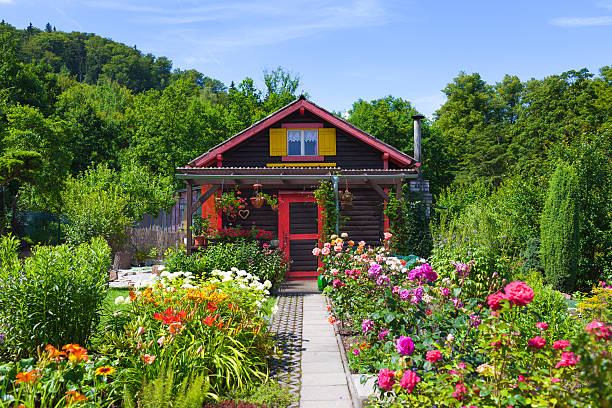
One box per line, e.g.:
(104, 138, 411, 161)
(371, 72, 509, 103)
(339, 189, 385, 247)
(221, 110, 384, 169)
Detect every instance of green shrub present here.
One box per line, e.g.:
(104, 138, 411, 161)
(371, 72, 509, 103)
(512, 270, 580, 342)
(164, 241, 288, 290)
(384, 192, 432, 258)
(540, 162, 580, 292)
(0, 235, 110, 359)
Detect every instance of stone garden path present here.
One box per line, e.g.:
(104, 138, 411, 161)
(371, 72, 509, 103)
(270, 280, 358, 408)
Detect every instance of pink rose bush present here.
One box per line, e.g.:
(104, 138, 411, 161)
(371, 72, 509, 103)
(314, 233, 611, 406)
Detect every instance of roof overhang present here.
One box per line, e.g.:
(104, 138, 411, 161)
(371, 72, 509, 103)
(188, 97, 416, 168)
(176, 167, 417, 187)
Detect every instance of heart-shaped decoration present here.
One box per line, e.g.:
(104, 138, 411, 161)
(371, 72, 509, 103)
(238, 209, 250, 219)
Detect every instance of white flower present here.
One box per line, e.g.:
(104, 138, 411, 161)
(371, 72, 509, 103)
(271, 303, 279, 315)
(114, 296, 125, 305)
(341, 232, 348, 238)
(263, 280, 272, 289)
(160, 271, 171, 278)
(181, 283, 195, 289)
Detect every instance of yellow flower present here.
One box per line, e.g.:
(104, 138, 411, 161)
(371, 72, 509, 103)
(94, 366, 115, 376)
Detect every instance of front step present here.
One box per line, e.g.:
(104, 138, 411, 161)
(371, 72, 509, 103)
(286, 271, 319, 280)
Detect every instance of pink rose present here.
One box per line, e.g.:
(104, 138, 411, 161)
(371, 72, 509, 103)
(553, 340, 570, 350)
(334, 245, 342, 252)
(324, 242, 331, 248)
(585, 319, 611, 340)
(384, 232, 393, 240)
(399, 370, 420, 392)
(425, 350, 442, 363)
(377, 368, 395, 391)
(312, 247, 321, 256)
(555, 351, 578, 368)
(487, 292, 507, 311)
(321, 247, 330, 256)
(395, 336, 414, 356)
(504, 281, 534, 307)
(332, 279, 345, 289)
(536, 322, 549, 330)
(527, 336, 546, 349)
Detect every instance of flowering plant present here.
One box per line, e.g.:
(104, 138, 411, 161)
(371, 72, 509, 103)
(0, 344, 119, 407)
(216, 188, 247, 216)
(209, 226, 275, 241)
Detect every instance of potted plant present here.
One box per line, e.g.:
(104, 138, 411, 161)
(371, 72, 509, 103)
(264, 193, 279, 211)
(250, 184, 265, 208)
(191, 214, 210, 246)
(340, 188, 354, 210)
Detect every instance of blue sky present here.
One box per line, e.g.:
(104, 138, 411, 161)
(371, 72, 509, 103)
(1, 0, 611, 117)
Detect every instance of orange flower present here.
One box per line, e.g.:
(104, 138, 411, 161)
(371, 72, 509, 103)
(63, 344, 89, 363)
(65, 390, 88, 405)
(328, 316, 336, 324)
(359, 343, 371, 350)
(142, 354, 156, 365)
(168, 322, 182, 334)
(15, 369, 40, 386)
(207, 301, 219, 312)
(129, 289, 137, 301)
(216, 320, 224, 329)
(94, 366, 115, 376)
(45, 345, 67, 360)
(203, 315, 216, 326)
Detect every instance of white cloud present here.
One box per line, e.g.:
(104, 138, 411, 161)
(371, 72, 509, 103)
(0, 0, 14, 4)
(550, 15, 612, 27)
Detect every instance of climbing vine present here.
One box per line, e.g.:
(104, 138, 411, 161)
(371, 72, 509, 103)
(314, 179, 341, 242)
(384, 190, 432, 257)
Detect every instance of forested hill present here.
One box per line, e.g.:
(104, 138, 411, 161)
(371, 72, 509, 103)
(1, 20, 180, 92)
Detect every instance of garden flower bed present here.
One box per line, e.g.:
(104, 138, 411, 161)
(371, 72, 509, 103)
(315, 233, 612, 407)
(0, 237, 292, 407)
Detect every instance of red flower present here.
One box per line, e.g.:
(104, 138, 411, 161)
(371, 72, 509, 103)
(487, 292, 507, 311)
(426, 350, 442, 363)
(377, 369, 395, 391)
(203, 315, 216, 326)
(527, 336, 546, 349)
(399, 370, 420, 393)
(536, 322, 549, 330)
(553, 340, 570, 350)
(504, 281, 534, 307)
(452, 383, 468, 401)
(206, 301, 219, 312)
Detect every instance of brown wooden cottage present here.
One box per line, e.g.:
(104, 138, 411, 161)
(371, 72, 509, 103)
(177, 96, 427, 279)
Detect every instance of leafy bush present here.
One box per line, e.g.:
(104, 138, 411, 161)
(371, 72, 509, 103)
(384, 192, 431, 258)
(164, 241, 288, 290)
(540, 162, 581, 292)
(0, 235, 110, 359)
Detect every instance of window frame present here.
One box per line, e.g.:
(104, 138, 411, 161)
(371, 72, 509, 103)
(286, 129, 319, 156)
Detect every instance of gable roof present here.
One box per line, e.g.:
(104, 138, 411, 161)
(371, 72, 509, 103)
(188, 95, 416, 168)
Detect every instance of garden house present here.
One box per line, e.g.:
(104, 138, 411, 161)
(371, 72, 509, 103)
(177, 96, 428, 279)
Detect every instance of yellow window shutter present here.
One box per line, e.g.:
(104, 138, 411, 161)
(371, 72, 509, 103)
(318, 128, 336, 155)
(269, 128, 287, 156)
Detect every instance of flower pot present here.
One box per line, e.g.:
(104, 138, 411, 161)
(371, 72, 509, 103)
(251, 196, 265, 208)
(317, 275, 330, 291)
(340, 200, 353, 210)
(193, 235, 206, 246)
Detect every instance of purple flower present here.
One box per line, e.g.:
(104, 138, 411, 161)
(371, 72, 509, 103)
(362, 319, 374, 333)
(469, 314, 482, 327)
(452, 298, 463, 308)
(395, 336, 415, 356)
(441, 287, 451, 296)
(368, 263, 382, 278)
(420, 263, 438, 282)
(410, 286, 423, 304)
(353, 349, 360, 355)
(392, 286, 401, 294)
(376, 274, 390, 286)
(408, 267, 423, 281)
(378, 329, 390, 340)
(399, 289, 410, 300)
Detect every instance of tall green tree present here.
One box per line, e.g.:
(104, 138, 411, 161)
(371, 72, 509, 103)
(540, 163, 580, 292)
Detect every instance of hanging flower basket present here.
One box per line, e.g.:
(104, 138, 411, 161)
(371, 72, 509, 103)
(250, 196, 265, 208)
(340, 188, 354, 210)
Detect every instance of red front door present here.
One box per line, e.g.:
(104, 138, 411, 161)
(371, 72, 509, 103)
(278, 192, 322, 279)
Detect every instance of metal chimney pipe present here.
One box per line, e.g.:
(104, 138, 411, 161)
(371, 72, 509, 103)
(411, 114, 424, 164)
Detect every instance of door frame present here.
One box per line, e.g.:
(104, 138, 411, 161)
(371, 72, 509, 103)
(278, 191, 323, 278)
